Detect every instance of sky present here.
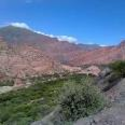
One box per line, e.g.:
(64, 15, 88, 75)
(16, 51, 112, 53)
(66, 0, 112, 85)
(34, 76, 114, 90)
(0, 0, 125, 45)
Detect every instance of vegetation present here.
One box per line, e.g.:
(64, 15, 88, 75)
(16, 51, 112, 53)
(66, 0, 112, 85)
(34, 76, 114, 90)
(0, 74, 89, 125)
(0, 78, 65, 125)
(109, 60, 125, 78)
(0, 74, 104, 125)
(58, 77, 105, 122)
(0, 79, 14, 86)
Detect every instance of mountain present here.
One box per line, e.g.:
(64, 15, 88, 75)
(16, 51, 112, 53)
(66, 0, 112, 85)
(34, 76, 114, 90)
(70, 42, 125, 66)
(77, 43, 101, 51)
(0, 26, 101, 65)
(0, 25, 125, 72)
(0, 36, 63, 79)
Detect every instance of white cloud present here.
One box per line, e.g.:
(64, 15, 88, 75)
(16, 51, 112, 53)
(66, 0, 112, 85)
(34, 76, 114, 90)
(57, 35, 77, 43)
(87, 42, 97, 45)
(34, 31, 77, 43)
(9, 22, 78, 43)
(100, 44, 107, 47)
(34, 31, 55, 38)
(10, 22, 31, 29)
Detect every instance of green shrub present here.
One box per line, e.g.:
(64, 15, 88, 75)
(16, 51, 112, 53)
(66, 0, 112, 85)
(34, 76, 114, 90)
(0, 79, 14, 86)
(109, 60, 125, 78)
(59, 80, 105, 121)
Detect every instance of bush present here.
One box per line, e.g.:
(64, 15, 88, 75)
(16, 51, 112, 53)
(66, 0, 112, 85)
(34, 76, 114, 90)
(0, 79, 14, 86)
(59, 80, 105, 121)
(109, 60, 125, 78)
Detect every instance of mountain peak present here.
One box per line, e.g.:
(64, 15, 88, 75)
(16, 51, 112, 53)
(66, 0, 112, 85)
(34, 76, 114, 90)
(2, 22, 78, 43)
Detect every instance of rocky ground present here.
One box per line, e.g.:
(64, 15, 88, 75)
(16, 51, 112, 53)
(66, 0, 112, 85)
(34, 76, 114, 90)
(74, 78, 125, 125)
(0, 86, 13, 94)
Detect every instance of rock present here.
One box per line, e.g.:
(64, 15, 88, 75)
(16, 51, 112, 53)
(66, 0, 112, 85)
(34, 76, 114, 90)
(78, 65, 101, 76)
(74, 106, 125, 125)
(99, 68, 111, 78)
(31, 106, 61, 125)
(74, 117, 93, 125)
(109, 78, 125, 105)
(14, 78, 24, 86)
(0, 86, 13, 94)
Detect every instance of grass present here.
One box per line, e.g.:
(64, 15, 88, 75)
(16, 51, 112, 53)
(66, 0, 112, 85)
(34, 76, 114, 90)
(0, 79, 65, 125)
(0, 74, 90, 125)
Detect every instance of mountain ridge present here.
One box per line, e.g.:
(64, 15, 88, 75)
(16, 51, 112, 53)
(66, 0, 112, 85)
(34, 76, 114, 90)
(0, 25, 103, 65)
(0, 25, 125, 69)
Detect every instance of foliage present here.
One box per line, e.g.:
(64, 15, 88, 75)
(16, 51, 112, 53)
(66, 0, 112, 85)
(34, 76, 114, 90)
(0, 80, 14, 86)
(0, 78, 65, 125)
(109, 60, 125, 78)
(59, 78, 105, 121)
(0, 74, 89, 125)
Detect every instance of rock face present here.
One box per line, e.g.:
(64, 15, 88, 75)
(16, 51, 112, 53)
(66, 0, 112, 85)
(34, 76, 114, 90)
(74, 106, 125, 125)
(0, 39, 63, 80)
(0, 26, 103, 80)
(70, 44, 125, 66)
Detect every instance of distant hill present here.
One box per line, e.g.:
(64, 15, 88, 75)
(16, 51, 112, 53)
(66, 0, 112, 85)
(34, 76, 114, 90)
(69, 42, 125, 66)
(77, 43, 101, 51)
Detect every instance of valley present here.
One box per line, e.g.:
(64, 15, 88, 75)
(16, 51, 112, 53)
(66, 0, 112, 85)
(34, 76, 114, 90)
(0, 25, 125, 125)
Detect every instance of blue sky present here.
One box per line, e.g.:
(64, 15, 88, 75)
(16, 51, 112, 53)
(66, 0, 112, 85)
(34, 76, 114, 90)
(0, 0, 125, 45)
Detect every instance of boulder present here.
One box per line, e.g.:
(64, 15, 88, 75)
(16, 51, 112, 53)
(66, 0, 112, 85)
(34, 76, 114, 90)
(99, 67, 111, 78)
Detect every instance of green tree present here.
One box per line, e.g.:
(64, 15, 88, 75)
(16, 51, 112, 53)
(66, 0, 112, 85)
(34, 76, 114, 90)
(109, 60, 125, 78)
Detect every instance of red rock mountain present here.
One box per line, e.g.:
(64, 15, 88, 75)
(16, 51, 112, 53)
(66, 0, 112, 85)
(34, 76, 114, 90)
(0, 26, 100, 65)
(0, 25, 125, 78)
(70, 42, 125, 66)
(0, 37, 63, 79)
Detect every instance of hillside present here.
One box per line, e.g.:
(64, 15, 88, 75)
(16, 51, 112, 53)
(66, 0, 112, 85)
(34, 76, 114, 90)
(0, 26, 125, 68)
(0, 37, 63, 81)
(0, 26, 125, 79)
(70, 42, 125, 66)
(0, 26, 101, 65)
